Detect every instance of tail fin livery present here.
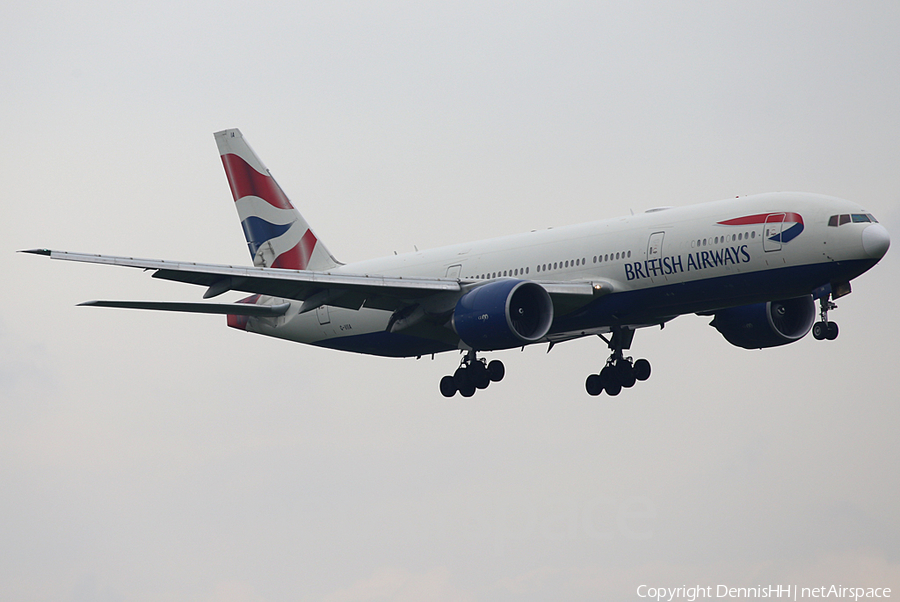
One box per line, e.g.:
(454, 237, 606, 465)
(215, 129, 339, 271)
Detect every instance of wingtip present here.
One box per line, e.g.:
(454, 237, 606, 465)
(19, 248, 52, 256)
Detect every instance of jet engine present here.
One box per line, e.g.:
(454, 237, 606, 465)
(711, 295, 816, 349)
(452, 279, 554, 351)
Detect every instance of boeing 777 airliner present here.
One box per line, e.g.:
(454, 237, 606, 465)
(23, 129, 890, 397)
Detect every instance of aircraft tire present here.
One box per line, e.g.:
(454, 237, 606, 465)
(813, 321, 826, 340)
(440, 375, 457, 398)
(599, 365, 616, 388)
(585, 374, 603, 396)
(826, 321, 839, 340)
(634, 359, 651, 381)
(617, 361, 637, 388)
(488, 360, 505, 382)
(454, 366, 469, 389)
(474, 364, 491, 389)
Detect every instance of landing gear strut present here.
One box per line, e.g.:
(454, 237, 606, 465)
(585, 328, 651, 397)
(440, 350, 504, 398)
(812, 296, 839, 341)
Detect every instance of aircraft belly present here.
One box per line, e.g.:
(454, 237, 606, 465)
(552, 257, 878, 333)
(246, 304, 457, 358)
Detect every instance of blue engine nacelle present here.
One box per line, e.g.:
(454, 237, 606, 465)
(711, 295, 816, 349)
(452, 279, 554, 351)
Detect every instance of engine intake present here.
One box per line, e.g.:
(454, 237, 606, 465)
(452, 279, 554, 351)
(711, 295, 816, 349)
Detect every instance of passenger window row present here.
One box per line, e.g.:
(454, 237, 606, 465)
(466, 250, 634, 280)
(693, 231, 755, 248)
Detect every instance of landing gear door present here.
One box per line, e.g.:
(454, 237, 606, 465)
(647, 231, 665, 261)
(764, 213, 785, 252)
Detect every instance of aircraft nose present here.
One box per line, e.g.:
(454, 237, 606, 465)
(862, 223, 890, 258)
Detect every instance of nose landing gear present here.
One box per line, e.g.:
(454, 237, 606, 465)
(812, 296, 839, 341)
(585, 328, 652, 397)
(439, 350, 505, 398)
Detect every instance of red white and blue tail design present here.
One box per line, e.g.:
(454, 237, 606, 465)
(215, 129, 339, 270)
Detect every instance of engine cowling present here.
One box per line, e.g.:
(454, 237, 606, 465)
(711, 295, 816, 349)
(452, 279, 554, 351)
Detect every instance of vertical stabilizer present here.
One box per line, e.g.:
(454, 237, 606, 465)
(215, 129, 339, 270)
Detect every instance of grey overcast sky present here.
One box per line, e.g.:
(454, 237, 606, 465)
(3, 2, 900, 601)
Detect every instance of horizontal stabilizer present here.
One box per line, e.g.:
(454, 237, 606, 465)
(78, 300, 290, 316)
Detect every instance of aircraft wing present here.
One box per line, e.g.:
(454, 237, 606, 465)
(21, 249, 606, 314)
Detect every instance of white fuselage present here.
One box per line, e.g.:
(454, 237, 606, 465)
(244, 192, 886, 357)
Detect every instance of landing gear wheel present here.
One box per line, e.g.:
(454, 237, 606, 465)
(585, 374, 603, 396)
(453, 366, 469, 390)
(441, 354, 504, 398)
(590, 328, 651, 397)
(439, 375, 457, 398)
(605, 379, 622, 396)
(617, 360, 636, 388)
(471, 362, 491, 389)
(633, 358, 651, 381)
(813, 321, 827, 340)
(815, 295, 840, 341)
(600, 364, 621, 396)
(599, 365, 616, 390)
(487, 360, 505, 382)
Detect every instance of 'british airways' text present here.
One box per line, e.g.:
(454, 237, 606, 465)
(625, 245, 751, 281)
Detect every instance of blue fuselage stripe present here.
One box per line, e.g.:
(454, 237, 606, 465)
(309, 257, 878, 358)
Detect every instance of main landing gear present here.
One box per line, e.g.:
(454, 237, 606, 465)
(585, 328, 652, 397)
(439, 351, 505, 398)
(812, 296, 839, 341)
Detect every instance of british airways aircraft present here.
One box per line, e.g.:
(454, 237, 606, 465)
(23, 129, 890, 397)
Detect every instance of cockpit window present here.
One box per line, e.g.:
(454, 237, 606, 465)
(828, 213, 879, 226)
